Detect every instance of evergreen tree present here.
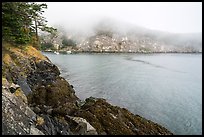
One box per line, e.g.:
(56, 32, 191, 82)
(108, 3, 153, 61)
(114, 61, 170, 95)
(2, 2, 31, 44)
(2, 2, 57, 46)
(61, 36, 77, 48)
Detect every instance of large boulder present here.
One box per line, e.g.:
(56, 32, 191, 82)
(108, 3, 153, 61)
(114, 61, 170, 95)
(73, 97, 173, 135)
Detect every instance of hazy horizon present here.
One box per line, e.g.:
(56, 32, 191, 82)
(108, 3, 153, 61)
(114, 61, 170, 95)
(41, 2, 202, 34)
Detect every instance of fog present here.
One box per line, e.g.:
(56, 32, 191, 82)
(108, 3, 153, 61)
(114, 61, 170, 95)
(42, 2, 202, 35)
(39, 2, 201, 51)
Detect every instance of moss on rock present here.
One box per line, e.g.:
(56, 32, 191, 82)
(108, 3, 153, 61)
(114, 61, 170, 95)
(73, 97, 173, 135)
(14, 88, 28, 104)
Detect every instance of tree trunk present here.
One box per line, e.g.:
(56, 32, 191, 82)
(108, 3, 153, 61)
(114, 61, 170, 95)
(35, 17, 39, 49)
(34, 18, 38, 40)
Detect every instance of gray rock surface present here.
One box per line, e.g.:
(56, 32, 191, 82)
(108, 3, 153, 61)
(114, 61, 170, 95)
(2, 88, 44, 135)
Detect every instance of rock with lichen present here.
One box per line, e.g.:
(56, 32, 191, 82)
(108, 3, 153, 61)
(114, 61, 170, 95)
(2, 88, 44, 135)
(73, 97, 173, 135)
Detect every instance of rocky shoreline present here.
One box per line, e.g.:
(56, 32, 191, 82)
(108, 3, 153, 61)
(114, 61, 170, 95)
(2, 43, 173, 135)
(44, 50, 202, 54)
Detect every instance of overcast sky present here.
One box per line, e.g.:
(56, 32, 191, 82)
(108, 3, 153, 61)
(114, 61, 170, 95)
(42, 2, 202, 34)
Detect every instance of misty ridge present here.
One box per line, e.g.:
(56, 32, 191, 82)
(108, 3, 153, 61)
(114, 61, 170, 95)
(42, 17, 202, 53)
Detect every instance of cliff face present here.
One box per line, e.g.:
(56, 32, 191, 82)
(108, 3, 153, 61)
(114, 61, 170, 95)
(76, 33, 202, 53)
(2, 43, 173, 135)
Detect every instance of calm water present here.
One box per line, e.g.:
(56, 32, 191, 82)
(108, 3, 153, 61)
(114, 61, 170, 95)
(43, 52, 202, 135)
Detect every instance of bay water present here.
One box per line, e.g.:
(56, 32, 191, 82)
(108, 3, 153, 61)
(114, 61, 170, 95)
(43, 52, 202, 135)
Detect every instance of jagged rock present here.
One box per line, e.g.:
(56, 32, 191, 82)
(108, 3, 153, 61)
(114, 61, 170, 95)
(26, 59, 79, 109)
(36, 114, 71, 135)
(2, 81, 28, 104)
(36, 60, 60, 75)
(17, 75, 32, 96)
(65, 116, 98, 135)
(73, 97, 173, 135)
(2, 88, 44, 135)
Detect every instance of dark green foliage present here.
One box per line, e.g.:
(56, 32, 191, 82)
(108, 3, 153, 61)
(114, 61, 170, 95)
(2, 2, 56, 46)
(40, 42, 54, 51)
(61, 37, 77, 48)
(2, 2, 32, 44)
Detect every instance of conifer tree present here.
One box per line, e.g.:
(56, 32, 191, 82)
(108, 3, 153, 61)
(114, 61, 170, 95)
(2, 2, 57, 46)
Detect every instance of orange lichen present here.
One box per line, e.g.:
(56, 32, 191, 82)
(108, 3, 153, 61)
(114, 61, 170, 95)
(14, 88, 28, 104)
(36, 116, 45, 126)
(24, 45, 47, 61)
(3, 54, 13, 65)
(3, 42, 47, 62)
